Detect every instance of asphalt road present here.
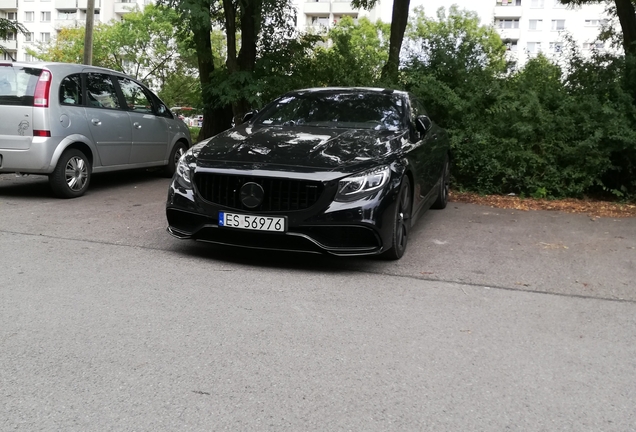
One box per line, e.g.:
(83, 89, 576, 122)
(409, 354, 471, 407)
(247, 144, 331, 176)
(1, 171, 635, 431)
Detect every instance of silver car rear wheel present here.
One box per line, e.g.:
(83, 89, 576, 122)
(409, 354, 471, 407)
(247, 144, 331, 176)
(50, 148, 91, 198)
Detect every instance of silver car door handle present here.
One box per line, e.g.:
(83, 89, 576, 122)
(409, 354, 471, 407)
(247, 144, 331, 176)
(133, 122, 142, 129)
(91, 119, 101, 126)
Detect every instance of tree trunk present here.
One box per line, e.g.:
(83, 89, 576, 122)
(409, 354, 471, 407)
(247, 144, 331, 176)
(192, 0, 232, 140)
(223, 0, 262, 124)
(381, 0, 410, 83)
(237, 0, 261, 72)
(223, 0, 238, 73)
(615, 0, 636, 56)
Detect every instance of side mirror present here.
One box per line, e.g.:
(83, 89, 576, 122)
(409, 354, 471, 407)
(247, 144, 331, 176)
(242, 110, 258, 123)
(416, 115, 432, 134)
(157, 104, 167, 115)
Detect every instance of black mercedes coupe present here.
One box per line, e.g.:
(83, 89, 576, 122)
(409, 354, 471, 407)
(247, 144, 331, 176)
(166, 88, 450, 259)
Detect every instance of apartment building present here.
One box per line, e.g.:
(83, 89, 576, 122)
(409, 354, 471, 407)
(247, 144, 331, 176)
(293, 0, 384, 32)
(0, 0, 146, 61)
(493, 0, 611, 66)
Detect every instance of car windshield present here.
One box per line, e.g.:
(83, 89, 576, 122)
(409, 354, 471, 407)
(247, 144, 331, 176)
(0, 65, 41, 106)
(254, 91, 405, 131)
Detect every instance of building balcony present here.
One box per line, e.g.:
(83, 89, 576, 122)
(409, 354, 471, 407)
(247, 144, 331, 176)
(0, 39, 17, 50)
(303, 1, 330, 15)
(0, 0, 17, 10)
(78, 0, 101, 8)
(493, 5, 523, 17)
(55, 0, 78, 8)
(55, 18, 80, 28)
(114, 1, 137, 14)
(497, 28, 521, 40)
(331, 1, 356, 14)
(305, 23, 330, 34)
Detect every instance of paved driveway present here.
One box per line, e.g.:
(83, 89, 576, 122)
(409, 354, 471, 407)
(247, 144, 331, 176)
(1, 172, 635, 430)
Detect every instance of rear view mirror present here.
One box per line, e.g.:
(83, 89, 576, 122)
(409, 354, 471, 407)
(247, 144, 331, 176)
(416, 115, 432, 134)
(242, 110, 258, 123)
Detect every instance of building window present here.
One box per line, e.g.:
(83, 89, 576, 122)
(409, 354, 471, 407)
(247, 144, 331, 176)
(529, 19, 543, 30)
(551, 19, 565, 31)
(24, 32, 34, 42)
(7, 12, 17, 20)
(496, 0, 522, 5)
(40, 11, 51, 22)
(24, 11, 34, 22)
(40, 32, 51, 42)
(58, 10, 77, 20)
(530, 0, 544, 7)
(549, 42, 563, 52)
(506, 40, 518, 51)
(527, 42, 542, 54)
(310, 16, 330, 27)
(584, 19, 607, 26)
(5, 32, 16, 41)
(497, 19, 520, 29)
(583, 42, 604, 50)
(25, 53, 35, 62)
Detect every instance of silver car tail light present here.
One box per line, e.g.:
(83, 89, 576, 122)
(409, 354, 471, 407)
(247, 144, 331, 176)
(33, 70, 52, 108)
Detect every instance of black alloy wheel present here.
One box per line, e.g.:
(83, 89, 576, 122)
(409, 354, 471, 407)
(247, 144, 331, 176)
(382, 176, 412, 260)
(431, 155, 450, 210)
(49, 148, 91, 198)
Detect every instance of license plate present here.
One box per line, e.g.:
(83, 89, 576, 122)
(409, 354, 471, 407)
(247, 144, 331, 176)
(219, 211, 286, 232)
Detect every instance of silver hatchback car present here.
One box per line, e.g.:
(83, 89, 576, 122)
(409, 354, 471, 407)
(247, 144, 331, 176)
(0, 62, 191, 198)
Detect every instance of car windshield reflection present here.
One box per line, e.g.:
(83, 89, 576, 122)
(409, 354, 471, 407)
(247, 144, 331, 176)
(254, 91, 405, 131)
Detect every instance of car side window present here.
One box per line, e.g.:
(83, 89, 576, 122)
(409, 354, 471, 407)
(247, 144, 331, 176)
(86, 73, 121, 109)
(117, 78, 155, 114)
(59, 74, 83, 106)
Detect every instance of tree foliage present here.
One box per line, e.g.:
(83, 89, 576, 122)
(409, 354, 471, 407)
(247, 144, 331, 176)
(0, 18, 27, 60)
(33, 5, 188, 89)
(351, 0, 410, 82)
(398, 9, 636, 198)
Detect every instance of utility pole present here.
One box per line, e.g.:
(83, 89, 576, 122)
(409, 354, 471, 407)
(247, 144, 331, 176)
(83, 0, 95, 65)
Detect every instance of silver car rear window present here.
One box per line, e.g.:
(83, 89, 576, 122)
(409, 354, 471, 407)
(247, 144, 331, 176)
(0, 65, 42, 106)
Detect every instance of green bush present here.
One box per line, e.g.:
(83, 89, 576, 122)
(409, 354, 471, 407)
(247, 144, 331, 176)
(397, 12, 636, 199)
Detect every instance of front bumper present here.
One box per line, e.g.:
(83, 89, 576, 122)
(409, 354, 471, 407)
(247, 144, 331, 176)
(166, 172, 401, 256)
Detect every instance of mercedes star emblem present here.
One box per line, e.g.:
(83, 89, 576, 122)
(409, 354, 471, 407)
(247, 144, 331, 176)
(240, 182, 265, 208)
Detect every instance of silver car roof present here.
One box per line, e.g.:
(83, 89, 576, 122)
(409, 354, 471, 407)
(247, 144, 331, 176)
(0, 62, 131, 78)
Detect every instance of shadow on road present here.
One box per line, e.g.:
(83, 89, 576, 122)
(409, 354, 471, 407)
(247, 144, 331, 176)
(171, 240, 382, 274)
(0, 170, 167, 199)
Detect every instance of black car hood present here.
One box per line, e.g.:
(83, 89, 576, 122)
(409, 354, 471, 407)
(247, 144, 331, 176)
(194, 124, 406, 174)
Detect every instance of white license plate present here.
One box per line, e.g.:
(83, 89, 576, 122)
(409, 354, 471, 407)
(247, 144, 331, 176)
(219, 211, 286, 232)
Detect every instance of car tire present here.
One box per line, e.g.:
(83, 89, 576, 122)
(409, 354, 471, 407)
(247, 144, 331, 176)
(164, 141, 188, 178)
(382, 176, 412, 260)
(49, 148, 91, 198)
(431, 155, 450, 210)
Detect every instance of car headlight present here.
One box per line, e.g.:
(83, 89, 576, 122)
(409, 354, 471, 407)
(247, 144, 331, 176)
(335, 166, 391, 202)
(175, 151, 194, 187)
